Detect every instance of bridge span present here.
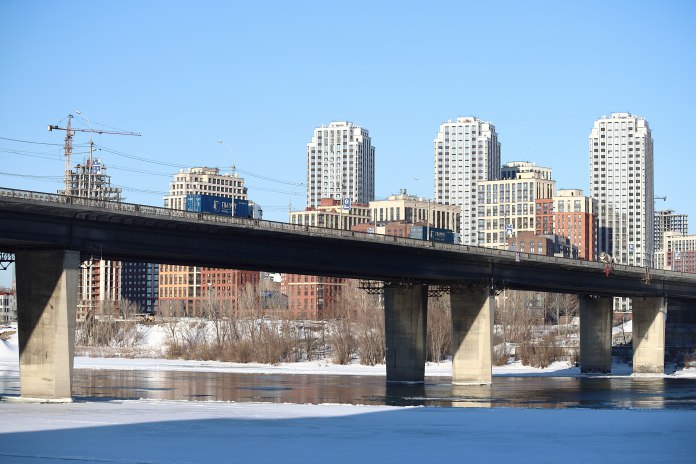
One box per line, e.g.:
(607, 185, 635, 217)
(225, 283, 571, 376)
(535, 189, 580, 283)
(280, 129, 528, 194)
(1, 188, 695, 400)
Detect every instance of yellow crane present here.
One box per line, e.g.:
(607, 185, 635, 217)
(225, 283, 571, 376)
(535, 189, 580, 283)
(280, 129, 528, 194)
(48, 114, 141, 196)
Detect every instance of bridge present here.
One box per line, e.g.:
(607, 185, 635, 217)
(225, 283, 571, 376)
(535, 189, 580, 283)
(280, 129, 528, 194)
(1, 187, 695, 400)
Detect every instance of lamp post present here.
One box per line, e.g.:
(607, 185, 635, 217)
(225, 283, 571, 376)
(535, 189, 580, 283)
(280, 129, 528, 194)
(216, 139, 236, 175)
(413, 177, 431, 240)
(75, 110, 94, 198)
(207, 282, 213, 320)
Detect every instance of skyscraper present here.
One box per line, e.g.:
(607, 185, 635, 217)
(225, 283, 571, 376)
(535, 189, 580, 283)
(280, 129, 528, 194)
(434, 117, 501, 245)
(306, 121, 375, 208)
(589, 112, 654, 268)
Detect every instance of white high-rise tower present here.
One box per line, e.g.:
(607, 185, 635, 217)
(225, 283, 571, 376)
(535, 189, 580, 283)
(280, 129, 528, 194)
(589, 112, 654, 270)
(306, 121, 375, 208)
(434, 117, 501, 245)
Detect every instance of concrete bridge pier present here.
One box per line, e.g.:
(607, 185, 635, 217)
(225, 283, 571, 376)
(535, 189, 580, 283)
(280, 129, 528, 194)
(632, 297, 667, 374)
(450, 287, 494, 385)
(15, 249, 79, 401)
(384, 284, 428, 383)
(579, 295, 613, 373)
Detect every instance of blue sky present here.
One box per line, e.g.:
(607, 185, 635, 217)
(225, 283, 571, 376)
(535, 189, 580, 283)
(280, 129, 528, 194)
(1, 1, 695, 283)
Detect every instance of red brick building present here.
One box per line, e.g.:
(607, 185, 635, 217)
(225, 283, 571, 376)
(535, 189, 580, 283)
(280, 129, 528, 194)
(553, 189, 597, 261)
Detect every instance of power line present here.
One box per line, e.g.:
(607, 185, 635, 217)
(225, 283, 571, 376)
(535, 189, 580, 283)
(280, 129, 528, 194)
(0, 171, 63, 181)
(94, 144, 303, 187)
(0, 135, 88, 147)
(3, 134, 304, 191)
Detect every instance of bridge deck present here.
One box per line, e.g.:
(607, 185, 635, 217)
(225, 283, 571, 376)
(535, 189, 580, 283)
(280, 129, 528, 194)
(1, 188, 695, 300)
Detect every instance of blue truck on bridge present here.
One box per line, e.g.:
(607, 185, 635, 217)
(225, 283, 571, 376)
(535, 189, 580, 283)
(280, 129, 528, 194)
(409, 225, 457, 244)
(185, 194, 251, 218)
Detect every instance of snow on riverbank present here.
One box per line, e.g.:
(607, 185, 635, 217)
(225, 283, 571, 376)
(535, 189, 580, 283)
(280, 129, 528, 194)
(2, 322, 695, 378)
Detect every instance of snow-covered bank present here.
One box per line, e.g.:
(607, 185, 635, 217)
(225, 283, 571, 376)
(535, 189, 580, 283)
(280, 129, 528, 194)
(2, 323, 696, 379)
(0, 399, 693, 464)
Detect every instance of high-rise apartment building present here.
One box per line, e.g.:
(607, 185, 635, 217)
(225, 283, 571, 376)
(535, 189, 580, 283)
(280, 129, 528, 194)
(477, 161, 554, 249)
(159, 167, 259, 316)
(590, 113, 654, 268)
(654, 210, 688, 254)
(553, 189, 598, 261)
(434, 117, 501, 245)
(121, 262, 159, 314)
(306, 121, 375, 208)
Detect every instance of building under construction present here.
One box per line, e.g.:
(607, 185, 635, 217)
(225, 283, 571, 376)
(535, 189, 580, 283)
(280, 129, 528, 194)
(60, 158, 122, 319)
(58, 158, 122, 201)
(49, 113, 142, 319)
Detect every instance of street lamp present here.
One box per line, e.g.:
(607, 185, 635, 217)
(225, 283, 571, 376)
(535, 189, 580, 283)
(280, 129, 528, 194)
(413, 177, 431, 240)
(216, 139, 236, 175)
(75, 110, 95, 198)
(207, 282, 213, 320)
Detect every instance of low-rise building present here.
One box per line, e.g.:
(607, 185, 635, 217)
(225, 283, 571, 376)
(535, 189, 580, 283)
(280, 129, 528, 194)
(657, 231, 696, 273)
(0, 287, 16, 323)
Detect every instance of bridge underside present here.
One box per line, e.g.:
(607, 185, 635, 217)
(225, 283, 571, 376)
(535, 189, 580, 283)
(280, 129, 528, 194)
(10, 249, 693, 398)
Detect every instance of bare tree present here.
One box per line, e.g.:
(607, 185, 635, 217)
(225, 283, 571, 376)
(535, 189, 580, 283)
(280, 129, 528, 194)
(427, 293, 451, 363)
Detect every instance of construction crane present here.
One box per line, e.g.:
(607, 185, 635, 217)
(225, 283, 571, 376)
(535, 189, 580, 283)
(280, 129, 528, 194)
(48, 114, 141, 196)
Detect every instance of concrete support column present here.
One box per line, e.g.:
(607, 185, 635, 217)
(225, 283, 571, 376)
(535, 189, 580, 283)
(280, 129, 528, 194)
(450, 288, 494, 385)
(15, 250, 79, 401)
(632, 297, 667, 374)
(384, 284, 427, 383)
(579, 295, 612, 373)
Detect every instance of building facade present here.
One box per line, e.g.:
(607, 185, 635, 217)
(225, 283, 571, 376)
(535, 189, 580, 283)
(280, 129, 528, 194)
(477, 162, 555, 250)
(159, 167, 259, 316)
(0, 287, 16, 323)
(434, 117, 501, 245)
(654, 210, 689, 255)
(280, 274, 344, 320)
(289, 198, 371, 230)
(306, 121, 375, 208)
(121, 262, 159, 314)
(505, 231, 578, 258)
(657, 231, 696, 273)
(369, 190, 461, 234)
(590, 112, 654, 268)
(553, 189, 597, 261)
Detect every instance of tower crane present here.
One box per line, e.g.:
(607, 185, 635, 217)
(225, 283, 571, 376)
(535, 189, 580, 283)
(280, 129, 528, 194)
(48, 114, 141, 196)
